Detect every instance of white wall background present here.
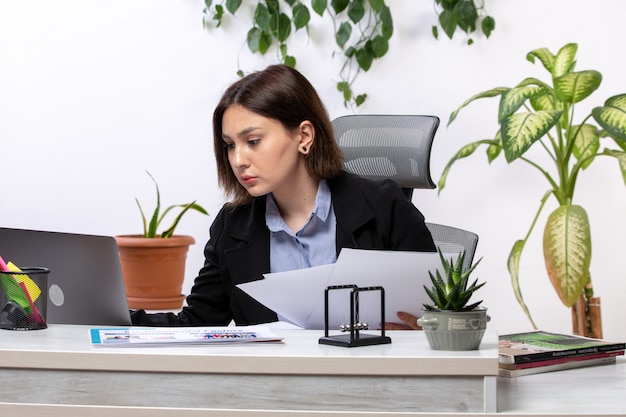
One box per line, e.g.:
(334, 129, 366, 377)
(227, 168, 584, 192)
(1, 1, 624, 339)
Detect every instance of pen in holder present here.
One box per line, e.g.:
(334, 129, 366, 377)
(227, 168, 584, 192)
(319, 284, 391, 347)
(0, 267, 49, 330)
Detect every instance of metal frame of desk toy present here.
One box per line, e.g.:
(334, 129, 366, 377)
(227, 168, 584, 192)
(319, 284, 392, 347)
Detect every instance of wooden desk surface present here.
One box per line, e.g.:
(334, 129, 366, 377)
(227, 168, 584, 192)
(0, 325, 498, 416)
(1, 325, 625, 416)
(0, 324, 498, 375)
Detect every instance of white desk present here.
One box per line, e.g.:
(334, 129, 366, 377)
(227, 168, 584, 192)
(1, 325, 625, 416)
(0, 325, 498, 416)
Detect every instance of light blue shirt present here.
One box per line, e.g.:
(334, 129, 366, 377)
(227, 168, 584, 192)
(266, 180, 337, 273)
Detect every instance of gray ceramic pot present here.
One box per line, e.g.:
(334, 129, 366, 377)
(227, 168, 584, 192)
(417, 306, 490, 351)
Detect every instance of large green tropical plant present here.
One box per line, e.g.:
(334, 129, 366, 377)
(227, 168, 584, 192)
(439, 43, 626, 335)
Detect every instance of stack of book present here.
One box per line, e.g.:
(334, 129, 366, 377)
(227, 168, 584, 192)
(498, 330, 625, 377)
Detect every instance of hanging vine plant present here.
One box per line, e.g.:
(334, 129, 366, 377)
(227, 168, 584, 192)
(432, 0, 495, 45)
(202, 0, 493, 107)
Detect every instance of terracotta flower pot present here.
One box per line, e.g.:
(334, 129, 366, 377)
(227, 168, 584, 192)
(114, 235, 195, 310)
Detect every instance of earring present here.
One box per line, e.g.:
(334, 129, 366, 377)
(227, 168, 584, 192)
(301, 146, 308, 154)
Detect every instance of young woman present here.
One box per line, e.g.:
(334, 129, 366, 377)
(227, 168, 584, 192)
(131, 65, 435, 329)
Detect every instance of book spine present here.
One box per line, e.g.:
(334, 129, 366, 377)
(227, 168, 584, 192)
(500, 343, 626, 364)
(499, 356, 617, 378)
(500, 350, 624, 370)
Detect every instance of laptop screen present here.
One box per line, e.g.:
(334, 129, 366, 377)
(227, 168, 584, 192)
(0, 227, 131, 326)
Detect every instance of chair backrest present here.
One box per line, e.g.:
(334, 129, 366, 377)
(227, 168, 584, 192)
(332, 114, 438, 200)
(332, 114, 479, 270)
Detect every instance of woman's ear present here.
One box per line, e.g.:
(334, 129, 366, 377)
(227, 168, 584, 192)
(298, 120, 315, 155)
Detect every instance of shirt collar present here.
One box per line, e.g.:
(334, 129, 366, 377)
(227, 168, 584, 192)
(266, 180, 332, 232)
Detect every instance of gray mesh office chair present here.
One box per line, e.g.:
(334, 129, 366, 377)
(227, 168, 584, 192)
(332, 114, 479, 271)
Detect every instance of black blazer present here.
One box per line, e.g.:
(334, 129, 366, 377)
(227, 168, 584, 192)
(131, 172, 436, 326)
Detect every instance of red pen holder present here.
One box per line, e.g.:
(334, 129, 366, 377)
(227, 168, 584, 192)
(0, 267, 49, 330)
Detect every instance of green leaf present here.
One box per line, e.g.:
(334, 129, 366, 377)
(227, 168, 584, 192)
(554, 70, 602, 104)
(448, 87, 509, 126)
(312, 0, 327, 16)
(161, 201, 209, 238)
(439, 0, 457, 9)
(355, 93, 367, 106)
(292, 3, 310, 30)
(284, 54, 296, 67)
(530, 90, 557, 112)
(370, 35, 388, 58)
(543, 205, 591, 307)
(274, 12, 292, 42)
(570, 124, 600, 169)
(331, 0, 349, 13)
(501, 110, 562, 162)
(335, 21, 352, 47)
(454, 0, 478, 33)
(486, 141, 501, 163)
(368, 0, 384, 13)
(265, 0, 279, 13)
(380, 5, 393, 39)
(254, 3, 271, 32)
(160, 202, 209, 238)
(518, 76, 553, 90)
(225, 0, 242, 14)
(498, 84, 549, 122)
(602, 149, 626, 185)
(355, 47, 373, 71)
(258, 32, 272, 54)
(439, 9, 457, 39)
(512, 77, 555, 113)
(247, 27, 265, 53)
(342, 84, 352, 102)
(592, 94, 626, 144)
(526, 47, 555, 74)
(481, 15, 495, 38)
(432, 25, 439, 39)
(347, 0, 365, 23)
(553, 43, 578, 78)
(507, 239, 537, 328)
(437, 140, 494, 192)
(135, 198, 148, 237)
(147, 171, 161, 238)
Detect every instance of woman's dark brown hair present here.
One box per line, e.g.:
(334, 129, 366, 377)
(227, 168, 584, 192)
(213, 65, 343, 206)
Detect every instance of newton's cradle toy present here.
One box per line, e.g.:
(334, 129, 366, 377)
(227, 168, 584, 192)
(318, 284, 391, 347)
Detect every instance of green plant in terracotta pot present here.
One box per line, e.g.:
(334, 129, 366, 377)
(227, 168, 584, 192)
(418, 249, 488, 351)
(115, 171, 209, 311)
(133, 171, 209, 238)
(439, 43, 626, 338)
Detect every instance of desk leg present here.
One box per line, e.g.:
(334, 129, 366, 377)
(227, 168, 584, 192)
(484, 376, 497, 413)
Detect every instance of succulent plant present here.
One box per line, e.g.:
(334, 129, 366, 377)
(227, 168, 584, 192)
(423, 249, 485, 311)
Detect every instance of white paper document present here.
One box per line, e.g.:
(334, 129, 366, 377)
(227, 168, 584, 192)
(90, 325, 283, 347)
(237, 248, 453, 330)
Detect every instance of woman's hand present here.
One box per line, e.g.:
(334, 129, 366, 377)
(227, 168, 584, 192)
(384, 311, 422, 330)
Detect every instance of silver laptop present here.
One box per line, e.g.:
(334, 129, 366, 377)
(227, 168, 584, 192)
(0, 227, 131, 326)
